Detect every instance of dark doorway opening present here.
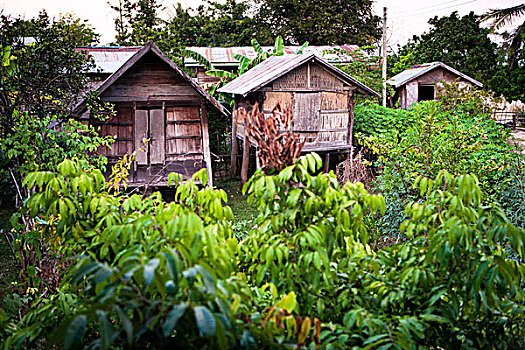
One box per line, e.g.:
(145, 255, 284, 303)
(418, 85, 435, 102)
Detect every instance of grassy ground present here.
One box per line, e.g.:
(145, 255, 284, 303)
(215, 177, 259, 222)
(215, 177, 259, 239)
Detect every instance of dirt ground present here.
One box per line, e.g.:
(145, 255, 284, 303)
(510, 129, 525, 153)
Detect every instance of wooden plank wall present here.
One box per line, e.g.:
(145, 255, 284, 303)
(100, 52, 201, 103)
(237, 62, 355, 150)
(319, 92, 348, 143)
(95, 107, 134, 160)
(293, 92, 322, 131)
(165, 106, 205, 178)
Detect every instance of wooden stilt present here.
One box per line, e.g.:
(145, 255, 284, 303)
(324, 153, 330, 173)
(347, 90, 355, 164)
(230, 117, 238, 177)
(201, 103, 213, 187)
(240, 134, 250, 186)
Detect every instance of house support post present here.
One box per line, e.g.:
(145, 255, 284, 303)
(230, 117, 239, 177)
(324, 153, 330, 173)
(201, 103, 213, 187)
(347, 90, 355, 163)
(240, 134, 250, 186)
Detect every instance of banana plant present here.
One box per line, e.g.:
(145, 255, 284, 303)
(181, 36, 309, 107)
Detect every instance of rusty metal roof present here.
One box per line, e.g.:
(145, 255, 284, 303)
(75, 46, 141, 73)
(387, 62, 483, 89)
(217, 53, 380, 97)
(184, 45, 361, 66)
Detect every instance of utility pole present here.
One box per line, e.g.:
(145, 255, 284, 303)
(382, 6, 387, 107)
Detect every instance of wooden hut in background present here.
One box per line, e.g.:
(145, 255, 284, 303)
(218, 53, 379, 182)
(76, 41, 229, 187)
(387, 62, 483, 109)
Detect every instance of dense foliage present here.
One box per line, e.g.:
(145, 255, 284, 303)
(254, 0, 381, 46)
(0, 12, 98, 136)
(109, 0, 381, 49)
(1, 151, 524, 349)
(354, 91, 524, 239)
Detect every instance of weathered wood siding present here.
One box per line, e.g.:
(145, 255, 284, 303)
(100, 52, 201, 104)
(236, 61, 354, 151)
(94, 107, 134, 160)
(93, 51, 210, 183)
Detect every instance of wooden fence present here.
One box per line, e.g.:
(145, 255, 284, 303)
(491, 111, 525, 129)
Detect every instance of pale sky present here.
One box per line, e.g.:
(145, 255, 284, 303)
(0, 0, 522, 48)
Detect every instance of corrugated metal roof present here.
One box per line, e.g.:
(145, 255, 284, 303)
(387, 61, 483, 89)
(184, 45, 361, 66)
(217, 53, 379, 97)
(75, 47, 141, 73)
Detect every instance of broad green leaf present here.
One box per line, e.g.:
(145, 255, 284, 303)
(64, 315, 86, 350)
(163, 303, 188, 337)
(194, 305, 216, 336)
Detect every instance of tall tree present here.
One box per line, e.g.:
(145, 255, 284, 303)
(254, 0, 381, 46)
(56, 13, 100, 46)
(108, 0, 164, 46)
(0, 11, 97, 136)
(483, 4, 525, 69)
(390, 12, 498, 85)
(108, 0, 135, 44)
(166, 0, 256, 47)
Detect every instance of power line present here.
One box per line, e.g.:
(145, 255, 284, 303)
(397, 0, 480, 17)
(407, 0, 471, 12)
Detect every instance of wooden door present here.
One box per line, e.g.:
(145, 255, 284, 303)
(134, 109, 149, 165)
(134, 108, 165, 166)
(293, 92, 322, 131)
(149, 109, 165, 164)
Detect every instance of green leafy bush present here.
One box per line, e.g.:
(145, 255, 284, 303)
(4, 159, 250, 349)
(2, 155, 525, 349)
(240, 154, 385, 320)
(354, 102, 416, 137)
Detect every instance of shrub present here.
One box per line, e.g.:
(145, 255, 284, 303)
(2, 155, 524, 349)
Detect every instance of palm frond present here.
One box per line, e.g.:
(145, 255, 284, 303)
(508, 23, 525, 68)
(482, 4, 525, 31)
(205, 69, 234, 78)
(273, 36, 284, 56)
(246, 51, 268, 70)
(233, 54, 252, 75)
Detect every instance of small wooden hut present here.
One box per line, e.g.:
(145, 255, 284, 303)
(76, 41, 229, 186)
(217, 53, 379, 180)
(387, 62, 483, 109)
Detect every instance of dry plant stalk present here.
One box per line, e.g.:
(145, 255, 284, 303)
(234, 102, 305, 173)
(336, 150, 374, 187)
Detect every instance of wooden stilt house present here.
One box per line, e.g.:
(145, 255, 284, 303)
(76, 41, 229, 186)
(217, 53, 379, 179)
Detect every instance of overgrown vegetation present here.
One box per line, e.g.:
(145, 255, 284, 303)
(1, 151, 524, 348)
(1, 3, 525, 349)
